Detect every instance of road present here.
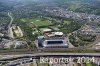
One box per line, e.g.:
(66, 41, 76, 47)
(0, 53, 99, 66)
(8, 12, 13, 28)
(66, 24, 100, 49)
(66, 33, 75, 48)
(33, 59, 37, 66)
(7, 12, 14, 38)
(88, 36, 100, 49)
(66, 28, 82, 48)
(1, 53, 99, 66)
(0, 53, 100, 60)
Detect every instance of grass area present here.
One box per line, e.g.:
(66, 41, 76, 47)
(49, 26, 58, 28)
(32, 28, 40, 34)
(64, 20, 71, 25)
(32, 28, 38, 31)
(85, 63, 93, 66)
(37, 63, 49, 66)
(21, 17, 51, 26)
(39, 27, 50, 31)
(69, 4, 80, 11)
(69, 33, 95, 47)
(61, 20, 82, 33)
(37, 61, 49, 66)
(20, 19, 26, 22)
(67, 1, 81, 11)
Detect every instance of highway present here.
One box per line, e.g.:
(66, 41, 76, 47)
(0, 46, 99, 55)
(0, 53, 100, 61)
(0, 53, 99, 66)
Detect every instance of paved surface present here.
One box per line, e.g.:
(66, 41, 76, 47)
(7, 12, 14, 38)
(33, 59, 37, 66)
(8, 12, 13, 28)
(0, 53, 100, 60)
(66, 33, 75, 48)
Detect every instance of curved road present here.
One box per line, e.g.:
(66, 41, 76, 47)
(8, 12, 13, 28)
(7, 12, 14, 38)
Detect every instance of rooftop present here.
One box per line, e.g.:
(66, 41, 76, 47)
(42, 38, 68, 48)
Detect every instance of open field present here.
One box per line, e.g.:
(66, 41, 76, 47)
(85, 63, 93, 66)
(21, 17, 52, 26)
(68, 3, 81, 11)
